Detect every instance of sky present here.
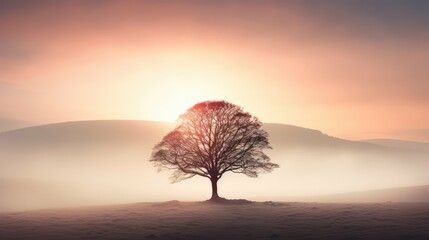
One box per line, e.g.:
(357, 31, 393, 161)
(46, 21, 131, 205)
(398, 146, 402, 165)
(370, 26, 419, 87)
(1, 0, 428, 141)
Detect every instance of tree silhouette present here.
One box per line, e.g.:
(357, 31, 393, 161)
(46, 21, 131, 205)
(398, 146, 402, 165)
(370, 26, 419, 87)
(150, 101, 279, 201)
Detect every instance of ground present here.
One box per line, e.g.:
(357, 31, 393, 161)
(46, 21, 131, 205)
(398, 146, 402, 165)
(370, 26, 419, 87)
(1, 201, 429, 240)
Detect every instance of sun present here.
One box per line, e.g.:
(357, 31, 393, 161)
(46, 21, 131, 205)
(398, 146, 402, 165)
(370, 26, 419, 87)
(152, 89, 207, 122)
(132, 48, 239, 123)
(143, 58, 221, 122)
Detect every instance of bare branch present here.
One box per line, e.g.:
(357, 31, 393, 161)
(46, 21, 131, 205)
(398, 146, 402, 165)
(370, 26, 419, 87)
(149, 101, 279, 183)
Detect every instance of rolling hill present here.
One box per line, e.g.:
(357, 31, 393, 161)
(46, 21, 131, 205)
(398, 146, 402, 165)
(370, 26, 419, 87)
(0, 117, 31, 133)
(362, 139, 429, 151)
(1, 120, 428, 211)
(0, 120, 382, 151)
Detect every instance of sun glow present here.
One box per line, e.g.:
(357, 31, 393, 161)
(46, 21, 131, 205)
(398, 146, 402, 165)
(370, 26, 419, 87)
(151, 87, 208, 122)
(141, 50, 232, 122)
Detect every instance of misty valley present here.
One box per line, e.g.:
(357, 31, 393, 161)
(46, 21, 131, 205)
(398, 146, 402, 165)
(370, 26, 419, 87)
(1, 120, 428, 211)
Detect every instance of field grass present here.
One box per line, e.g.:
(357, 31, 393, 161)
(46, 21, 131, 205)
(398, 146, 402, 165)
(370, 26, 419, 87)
(1, 201, 429, 240)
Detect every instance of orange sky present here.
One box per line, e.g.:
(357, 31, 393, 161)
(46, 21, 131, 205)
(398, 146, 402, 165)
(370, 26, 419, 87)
(1, 1, 428, 141)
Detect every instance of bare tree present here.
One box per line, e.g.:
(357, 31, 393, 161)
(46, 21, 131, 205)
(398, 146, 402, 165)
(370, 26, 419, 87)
(150, 101, 279, 201)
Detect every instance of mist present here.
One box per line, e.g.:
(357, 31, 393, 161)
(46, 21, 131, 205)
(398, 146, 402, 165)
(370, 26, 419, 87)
(1, 120, 428, 211)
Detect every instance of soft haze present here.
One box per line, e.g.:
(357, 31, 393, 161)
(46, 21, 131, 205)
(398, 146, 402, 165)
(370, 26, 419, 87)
(1, 0, 428, 140)
(2, 120, 429, 211)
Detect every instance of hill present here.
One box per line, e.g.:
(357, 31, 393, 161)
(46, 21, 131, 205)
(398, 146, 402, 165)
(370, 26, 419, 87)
(0, 117, 31, 133)
(0, 120, 382, 151)
(0, 120, 428, 211)
(362, 139, 429, 151)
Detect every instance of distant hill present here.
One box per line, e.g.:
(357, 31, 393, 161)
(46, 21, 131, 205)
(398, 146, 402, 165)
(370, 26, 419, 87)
(0, 120, 383, 151)
(263, 123, 386, 151)
(362, 139, 429, 152)
(386, 129, 429, 143)
(0, 120, 172, 149)
(0, 117, 32, 133)
(0, 120, 428, 211)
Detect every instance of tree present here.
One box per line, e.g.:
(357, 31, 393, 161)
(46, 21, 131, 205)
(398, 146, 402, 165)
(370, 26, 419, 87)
(150, 101, 279, 201)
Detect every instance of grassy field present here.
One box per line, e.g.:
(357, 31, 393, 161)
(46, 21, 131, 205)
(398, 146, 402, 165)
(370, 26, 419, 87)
(1, 201, 429, 240)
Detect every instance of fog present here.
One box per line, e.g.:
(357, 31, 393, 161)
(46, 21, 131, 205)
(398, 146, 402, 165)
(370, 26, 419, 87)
(1, 120, 428, 211)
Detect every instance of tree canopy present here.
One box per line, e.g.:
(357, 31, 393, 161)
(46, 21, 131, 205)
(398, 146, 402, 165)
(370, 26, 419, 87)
(150, 101, 279, 200)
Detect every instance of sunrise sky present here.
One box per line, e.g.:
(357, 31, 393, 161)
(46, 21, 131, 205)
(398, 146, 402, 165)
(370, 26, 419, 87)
(1, 0, 428, 140)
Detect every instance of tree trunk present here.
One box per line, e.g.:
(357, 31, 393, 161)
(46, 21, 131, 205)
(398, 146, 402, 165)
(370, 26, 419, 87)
(210, 178, 220, 200)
